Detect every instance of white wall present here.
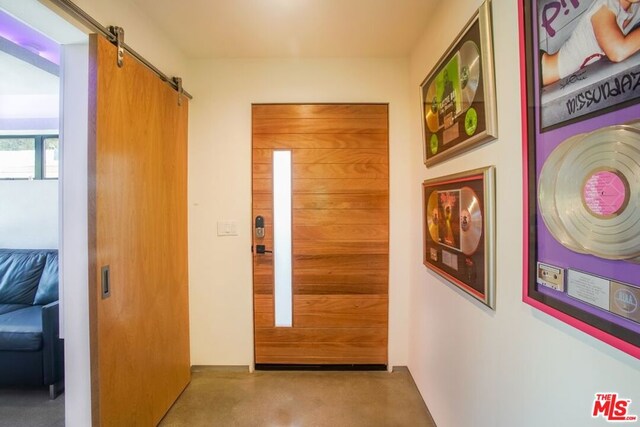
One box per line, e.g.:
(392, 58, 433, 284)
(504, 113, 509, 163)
(0, 180, 58, 249)
(407, 1, 640, 426)
(60, 42, 90, 427)
(187, 58, 413, 367)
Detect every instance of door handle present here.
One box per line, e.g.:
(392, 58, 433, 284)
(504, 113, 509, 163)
(101, 265, 111, 299)
(255, 215, 265, 239)
(255, 245, 272, 254)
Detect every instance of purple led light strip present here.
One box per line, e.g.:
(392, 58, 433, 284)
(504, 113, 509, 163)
(0, 9, 59, 65)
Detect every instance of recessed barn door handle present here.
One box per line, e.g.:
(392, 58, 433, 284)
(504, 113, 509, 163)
(101, 265, 111, 299)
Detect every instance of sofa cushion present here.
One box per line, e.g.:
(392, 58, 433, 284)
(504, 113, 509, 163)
(34, 252, 59, 305)
(0, 304, 29, 315)
(0, 306, 43, 351)
(0, 250, 48, 304)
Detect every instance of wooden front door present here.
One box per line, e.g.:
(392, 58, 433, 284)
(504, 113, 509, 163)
(88, 34, 190, 426)
(252, 104, 389, 365)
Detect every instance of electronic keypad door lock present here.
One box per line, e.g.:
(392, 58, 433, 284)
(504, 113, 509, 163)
(255, 215, 265, 239)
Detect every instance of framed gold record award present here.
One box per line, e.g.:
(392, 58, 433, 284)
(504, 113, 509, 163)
(422, 166, 496, 308)
(520, 0, 640, 358)
(420, 0, 498, 167)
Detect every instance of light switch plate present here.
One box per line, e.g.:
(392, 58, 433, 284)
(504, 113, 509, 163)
(217, 221, 238, 236)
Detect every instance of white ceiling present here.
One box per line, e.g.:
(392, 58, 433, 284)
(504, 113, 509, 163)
(0, 50, 58, 96)
(0, 0, 86, 45)
(0, 51, 59, 126)
(129, 0, 436, 58)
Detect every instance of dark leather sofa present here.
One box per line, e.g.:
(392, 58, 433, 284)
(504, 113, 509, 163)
(0, 249, 64, 398)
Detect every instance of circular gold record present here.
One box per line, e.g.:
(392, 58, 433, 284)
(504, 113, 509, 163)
(427, 191, 440, 242)
(425, 81, 440, 133)
(459, 187, 482, 256)
(458, 40, 480, 112)
(538, 133, 588, 254)
(554, 125, 640, 259)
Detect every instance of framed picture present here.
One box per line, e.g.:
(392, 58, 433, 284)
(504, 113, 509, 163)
(422, 166, 496, 308)
(420, 0, 498, 167)
(520, 0, 640, 359)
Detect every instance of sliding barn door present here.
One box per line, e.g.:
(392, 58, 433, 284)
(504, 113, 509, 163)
(88, 34, 190, 426)
(252, 104, 389, 365)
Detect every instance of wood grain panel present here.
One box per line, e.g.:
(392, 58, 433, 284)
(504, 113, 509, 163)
(294, 313, 387, 328)
(294, 272, 388, 285)
(295, 283, 388, 295)
(254, 296, 274, 327)
(255, 342, 386, 358)
(254, 271, 274, 296)
(294, 241, 387, 255)
(252, 104, 388, 119)
(253, 163, 271, 179)
(295, 295, 387, 314)
(293, 179, 388, 194)
(253, 178, 388, 194)
(253, 255, 274, 275)
(253, 149, 273, 164)
(294, 296, 388, 328)
(254, 163, 388, 179)
(89, 35, 190, 426)
(294, 271, 390, 294)
(253, 118, 387, 134)
(294, 225, 388, 241)
(294, 149, 387, 164)
(293, 194, 388, 209)
(254, 295, 274, 313)
(253, 148, 387, 164)
(295, 163, 388, 179)
(294, 210, 388, 226)
(255, 312, 275, 328)
(294, 254, 388, 271)
(255, 327, 386, 343)
(253, 193, 273, 209)
(252, 104, 388, 365)
(253, 133, 387, 149)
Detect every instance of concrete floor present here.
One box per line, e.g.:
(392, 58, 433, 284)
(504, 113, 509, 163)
(160, 367, 436, 427)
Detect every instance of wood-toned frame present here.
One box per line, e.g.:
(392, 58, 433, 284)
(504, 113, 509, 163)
(519, 1, 640, 359)
(420, 0, 498, 167)
(422, 166, 496, 309)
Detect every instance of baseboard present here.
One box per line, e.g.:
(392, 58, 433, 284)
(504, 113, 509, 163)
(190, 365, 250, 373)
(254, 364, 387, 371)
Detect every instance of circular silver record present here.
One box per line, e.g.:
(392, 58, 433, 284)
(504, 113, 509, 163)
(458, 40, 480, 112)
(538, 133, 588, 254)
(426, 191, 440, 242)
(425, 81, 440, 133)
(554, 125, 640, 259)
(459, 186, 483, 256)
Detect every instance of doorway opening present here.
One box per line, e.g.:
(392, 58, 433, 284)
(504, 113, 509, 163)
(0, 2, 88, 425)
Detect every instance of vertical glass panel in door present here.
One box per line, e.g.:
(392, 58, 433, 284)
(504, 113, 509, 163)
(273, 150, 292, 327)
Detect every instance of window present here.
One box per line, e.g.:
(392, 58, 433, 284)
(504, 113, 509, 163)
(0, 135, 59, 179)
(43, 137, 59, 179)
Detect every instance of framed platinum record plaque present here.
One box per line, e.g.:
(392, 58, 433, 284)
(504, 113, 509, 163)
(520, 0, 640, 358)
(422, 166, 496, 309)
(420, 0, 498, 167)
